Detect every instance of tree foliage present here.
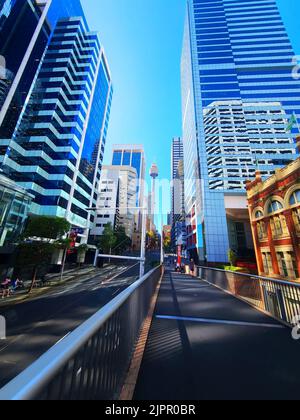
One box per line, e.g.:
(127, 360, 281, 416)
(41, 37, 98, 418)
(228, 248, 238, 267)
(163, 236, 172, 253)
(146, 230, 157, 250)
(98, 223, 117, 253)
(17, 215, 71, 293)
(114, 226, 131, 253)
(23, 215, 70, 241)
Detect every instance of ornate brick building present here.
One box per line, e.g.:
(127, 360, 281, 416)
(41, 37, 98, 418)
(246, 158, 300, 282)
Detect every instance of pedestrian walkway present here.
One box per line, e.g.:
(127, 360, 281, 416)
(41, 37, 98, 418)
(134, 269, 300, 400)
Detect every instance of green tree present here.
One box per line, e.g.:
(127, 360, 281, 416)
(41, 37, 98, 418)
(113, 226, 131, 253)
(163, 237, 172, 253)
(228, 248, 238, 268)
(23, 216, 70, 241)
(98, 223, 117, 255)
(17, 215, 71, 293)
(146, 230, 156, 250)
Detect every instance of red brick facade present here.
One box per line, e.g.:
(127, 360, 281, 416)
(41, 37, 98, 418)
(246, 158, 300, 282)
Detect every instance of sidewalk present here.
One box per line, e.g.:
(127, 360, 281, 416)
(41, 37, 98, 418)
(133, 269, 300, 400)
(0, 265, 107, 308)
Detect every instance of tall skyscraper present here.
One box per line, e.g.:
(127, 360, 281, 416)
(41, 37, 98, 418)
(172, 160, 186, 250)
(1, 16, 113, 235)
(112, 145, 146, 231)
(171, 137, 184, 225)
(0, 0, 85, 144)
(182, 0, 300, 263)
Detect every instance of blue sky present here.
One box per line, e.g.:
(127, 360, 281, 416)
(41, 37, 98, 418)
(81, 0, 300, 219)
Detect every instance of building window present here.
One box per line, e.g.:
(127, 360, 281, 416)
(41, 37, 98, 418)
(289, 189, 300, 206)
(257, 221, 267, 241)
(255, 210, 264, 219)
(289, 252, 299, 279)
(277, 251, 299, 279)
(262, 252, 273, 275)
(293, 208, 300, 234)
(268, 200, 283, 214)
(270, 215, 288, 239)
(277, 252, 289, 277)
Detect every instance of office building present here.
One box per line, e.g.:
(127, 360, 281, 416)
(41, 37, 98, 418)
(181, 0, 300, 263)
(246, 158, 300, 282)
(112, 145, 145, 207)
(171, 137, 184, 225)
(91, 165, 137, 239)
(1, 17, 113, 238)
(112, 145, 146, 232)
(0, 0, 85, 144)
(171, 159, 186, 250)
(0, 171, 33, 252)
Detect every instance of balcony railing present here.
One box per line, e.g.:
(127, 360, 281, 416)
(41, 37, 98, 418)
(198, 266, 300, 327)
(0, 266, 162, 401)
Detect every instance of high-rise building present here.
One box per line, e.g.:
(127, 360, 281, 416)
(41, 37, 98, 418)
(1, 17, 113, 239)
(91, 165, 137, 239)
(171, 137, 183, 181)
(172, 159, 186, 250)
(181, 0, 300, 263)
(0, 0, 85, 144)
(112, 145, 146, 231)
(171, 137, 184, 225)
(112, 145, 145, 206)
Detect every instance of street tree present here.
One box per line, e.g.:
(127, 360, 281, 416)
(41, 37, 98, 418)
(98, 223, 117, 255)
(17, 215, 71, 293)
(113, 226, 131, 253)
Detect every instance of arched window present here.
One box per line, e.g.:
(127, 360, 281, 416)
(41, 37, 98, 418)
(289, 190, 300, 206)
(268, 200, 283, 214)
(255, 210, 263, 219)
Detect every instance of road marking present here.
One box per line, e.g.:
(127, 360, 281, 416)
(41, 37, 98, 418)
(0, 264, 139, 354)
(101, 264, 139, 285)
(155, 315, 285, 329)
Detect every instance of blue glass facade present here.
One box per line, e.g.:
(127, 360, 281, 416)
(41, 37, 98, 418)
(112, 146, 146, 209)
(1, 17, 112, 229)
(0, 0, 85, 144)
(182, 0, 300, 263)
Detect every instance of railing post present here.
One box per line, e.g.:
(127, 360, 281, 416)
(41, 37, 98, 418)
(276, 288, 288, 323)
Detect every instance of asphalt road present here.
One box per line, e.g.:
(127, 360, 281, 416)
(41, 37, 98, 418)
(134, 269, 300, 401)
(0, 263, 140, 388)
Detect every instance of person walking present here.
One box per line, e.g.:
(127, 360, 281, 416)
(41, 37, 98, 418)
(189, 259, 195, 277)
(1, 277, 11, 298)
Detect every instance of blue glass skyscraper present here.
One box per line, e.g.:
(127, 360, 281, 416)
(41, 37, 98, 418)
(112, 145, 146, 231)
(182, 0, 300, 263)
(0, 0, 85, 142)
(112, 145, 146, 208)
(1, 16, 113, 232)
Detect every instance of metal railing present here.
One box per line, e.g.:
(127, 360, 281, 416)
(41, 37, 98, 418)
(0, 266, 162, 401)
(198, 266, 300, 327)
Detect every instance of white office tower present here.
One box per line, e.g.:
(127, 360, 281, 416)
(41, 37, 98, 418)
(91, 165, 137, 239)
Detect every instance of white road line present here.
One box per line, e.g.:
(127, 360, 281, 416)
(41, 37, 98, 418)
(155, 315, 285, 329)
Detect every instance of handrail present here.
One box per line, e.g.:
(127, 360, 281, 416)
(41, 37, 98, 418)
(197, 265, 300, 288)
(197, 265, 300, 327)
(0, 266, 161, 401)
